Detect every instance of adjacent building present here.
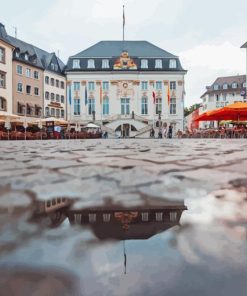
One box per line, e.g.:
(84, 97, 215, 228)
(200, 75, 247, 128)
(0, 23, 14, 115)
(66, 41, 186, 136)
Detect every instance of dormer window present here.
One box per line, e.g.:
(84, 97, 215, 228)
(232, 82, 238, 89)
(214, 84, 219, 90)
(155, 59, 162, 69)
(141, 59, 148, 69)
(87, 59, 95, 69)
(102, 59, 109, 69)
(51, 63, 55, 71)
(73, 59, 80, 69)
(223, 83, 228, 90)
(15, 51, 20, 58)
(24, 53, 29, 61)
(54, 64, 58, 71)
(169, 59, 177, 69)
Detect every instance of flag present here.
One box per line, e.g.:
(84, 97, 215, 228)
(85, 85, 88, 105)
(100, 82, 103, 105)
(152, 91, 156, 104)
(69, 84, 72, 105)
(167, 82, 171, 106)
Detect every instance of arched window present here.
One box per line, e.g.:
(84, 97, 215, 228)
(0, 97, 7, 111)
(141, 96, 148, 115)
(103, 96, 109, 115)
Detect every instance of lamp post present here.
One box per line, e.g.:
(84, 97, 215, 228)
(241, 42, 247, 99)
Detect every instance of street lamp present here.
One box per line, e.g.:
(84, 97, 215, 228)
(241, 42, 247, 99)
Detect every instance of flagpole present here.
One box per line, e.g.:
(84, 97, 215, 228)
(123, 5, 125, 42)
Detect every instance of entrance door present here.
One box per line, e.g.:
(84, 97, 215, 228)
(121, 98, 130, 115)
(122, 124, 130, 138)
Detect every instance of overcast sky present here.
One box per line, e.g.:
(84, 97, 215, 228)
(1, 0, 247, 107)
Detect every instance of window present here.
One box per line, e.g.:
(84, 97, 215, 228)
(88, 213, 96, 223)
(141, 96, 148, 115)
(34, 87, 39, 96)
(26, 104, 32, 115)
(74, 82, 80, 90)
(214, 84, 219, 90)
(0, 47, 5, 63)
(56, 94, 60, 102)
(56, 80, 59, 87)
(61, 109, 65, 118)
(232, 82, 238, 89)
(61, 81, 64, 89)
(51, 108, 55, 116)
(51, 78, 54, 86)
(16, 51, 20, 58)
(243, 82, 247, 88)
(74, 98, 80, 115)
(34, 71, 39, 79)
(45, 76, 49, 84)
(26, 68, 31, 78)
(156, 81, 162, 90)
(88, 98, 95, 115)
(103, 213, 111, 222)
(169, 59, 177, 69)
(141, 81, 148, 90)
(24, 53, 29, 61)
(141, 212, 149, 222)
(51, 93, 55, 101)
(170, 98, 176, 114)
(102, 59, 109, 69)
(50, 63, 55, 71)
(87, 59, 95, 68)
(216, 94, 219, 102)
(155, 97, 162, 114)
(45, 92, 49, 100)
(222, 94, 227, 101)
(155, 212, 163, 222)
(170, 212, 177, 222)
(17, 65, 23, 75)
(61, 95, 64, 103)
(103, 96, 109, 115)
(0, 72, 5, 88)
(223, 83, 228, 90)
(88, 81, 95, 91)
(121, 98, 130, 115)
(170, 81, 176, 90)
(17, 82, 23, 92)
(73, 59, 80, 69)
(155, 59, 162, 69)
(56, 109, 60, 118)
(141, 59, 148, 69)
(54, 64, 58, 71)
(0, 97, 6, 111)
(45, 107, 50, 117)
(102, 81, 109, 90)
(26, 85, 31, 95)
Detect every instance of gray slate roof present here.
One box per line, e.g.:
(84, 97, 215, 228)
(0, 23, 13, 46)
(72, 41, 177, 58)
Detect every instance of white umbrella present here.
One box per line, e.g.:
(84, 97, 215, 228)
(0, 112, 20, 120)
(86, 123, 100, 128)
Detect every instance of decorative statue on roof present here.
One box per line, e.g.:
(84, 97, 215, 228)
(113, 50, 137, 70)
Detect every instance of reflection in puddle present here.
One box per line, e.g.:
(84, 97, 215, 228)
(32, 197, 187, 241)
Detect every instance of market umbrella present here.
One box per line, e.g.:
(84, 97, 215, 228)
(85, 123, 100, 128)
(0, 112, 20, 120)
(39, 117, 68, 125)
(195, 102, 247, 122)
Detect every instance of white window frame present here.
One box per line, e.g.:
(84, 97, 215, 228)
(88, 81, 95, 91)
(232, 82, 237, 89)
(141, 81, 148, 91)
(155, 59, 162, 69)
(17, 82, 23, 93)
(156, 81, 162, 90)
(87, 59, 95, 69)
(141, 59, 148, 69)
(223, 83, 228, 90)
(34, 87, 39, 96)
(17, 65, 22, 75)
(169, 59, 177, 69)
(73, 59, 80, 69)
(0, 47, 5, 62)
(170, 98, 177, 114)
(26, 68, 31, 78)
(102, 59, 109, 69)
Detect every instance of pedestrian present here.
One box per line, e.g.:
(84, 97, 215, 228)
(158, 129, 162, 138)
(168, 125, 173, 139)
(150, 127, 155, 138)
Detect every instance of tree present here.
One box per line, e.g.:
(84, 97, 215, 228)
(184, 103, 200, 117)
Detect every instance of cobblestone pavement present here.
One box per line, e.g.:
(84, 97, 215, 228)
(0, 139, 247, 296)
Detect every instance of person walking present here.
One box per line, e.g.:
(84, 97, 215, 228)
(168, 125, 173, 139)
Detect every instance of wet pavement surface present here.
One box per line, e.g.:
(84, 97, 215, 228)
(0, 139, 247, 296)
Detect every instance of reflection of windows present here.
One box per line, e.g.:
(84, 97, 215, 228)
(155, 212, 163, 221)
(103, 213, 111, 222)
(170, 212, 177, 222)
(170, 98, 176, 114)
(155, 97, 162, 114)
(89, 213, 96, 223)
(103, 96, 109, 115)
(141, 212, 149, 222)
(88, 98, 95, 115)
(121, 98, 130, 115)
(74, 98, 80, 115)
(141, 96, 148, 115)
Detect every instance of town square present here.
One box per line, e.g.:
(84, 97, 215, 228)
(0, 0, 247, 295)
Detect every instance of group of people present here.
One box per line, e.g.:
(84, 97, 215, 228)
(150, 125, 174, 139)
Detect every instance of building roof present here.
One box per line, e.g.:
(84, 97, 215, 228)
(67, 40, 185, 72)
(241, 42, 247, 48)
(201, 75, 246, 98)
(72, 41, 178, 58)
(0, 23, 14, 47)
